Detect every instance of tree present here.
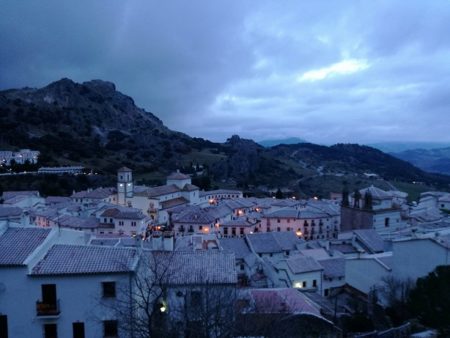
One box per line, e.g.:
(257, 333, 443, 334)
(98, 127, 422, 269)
(364, 191, 373, 210)
(380, 276, 414, 326)
(341, 186, 350, 207)
(275, 188, 283, 199)
(102, 251, 238, 338)
(408, 265, 450, 335)
(353, 189, 361, 208)
(175, 284, 237, 338)
(100, 251, 175, 338)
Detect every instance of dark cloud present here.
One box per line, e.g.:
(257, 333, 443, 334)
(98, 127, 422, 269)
(1, 0, 450, 144)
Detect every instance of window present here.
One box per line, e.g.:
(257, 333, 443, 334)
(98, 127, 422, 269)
(131, 222, 136, 227)
(118, 221, 124, 226)
(103, 218, 107, 223)
(44, 324, 57, 338)
(103, 320, 118, 338)
(324, 289, 329, 297)
(285, 250, 290, 256)
(385, 217, 390, 227)
(302, 281, 307, 288)
(102, 282, 116, 298)
(73, 322, 85, 338)
(0, 315, 8, 338)
(313, 279, 317, 288)
(277, 219, 280, 223)
(232, 227, 236, 236)
(240, 263, 245, 270)
(190, 291, 202, 308)
(109, 218, 113, 223)
(240, 228, 244, 235)
(277, 227, 281, 232)
(224, 227, 228, 235)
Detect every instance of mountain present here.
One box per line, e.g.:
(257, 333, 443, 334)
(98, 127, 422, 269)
(0, 78, 214, 175)
(392, 147, 450, 176)
(1, 78, 450, 197)
(369, 142, 450, 153)
(258, 137, 307, 147)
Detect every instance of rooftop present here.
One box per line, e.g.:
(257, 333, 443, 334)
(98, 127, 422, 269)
(318, 257, 345, 279)
(167, 171, 190, 180)
(151, 251, 237, 285)
(135, 184, 180, 198)
(220, 237, 252, 260)
(247, 232, 302, 254)
(0, 227, 51, 266)
(286, 255, 323, 274)
(31, 244, 138, 275)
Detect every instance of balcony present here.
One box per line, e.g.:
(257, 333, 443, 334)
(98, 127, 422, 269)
(36, 299, 60, 317)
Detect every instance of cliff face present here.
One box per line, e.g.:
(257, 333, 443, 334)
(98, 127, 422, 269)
(0, 78, 192, 173)
(1, 78, 449, 195)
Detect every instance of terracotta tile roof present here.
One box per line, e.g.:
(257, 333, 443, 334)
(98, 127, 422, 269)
(31, 244, 138, 275)
(247, 288, 324, 317)
(118, 167, 132, 172)
(0, 206, 23, 218)
(286, 255, 323, 274)
(167, 172, 190, 180)
(182, 184, 199, 192)
(134, 184, 180, 198)
(150, 251, 237, 285)
(173, 206, 215, 224)
(161, 197, 189, 210)
(318, 258, 345, 279)
(220, 238, 252, 260)
(0, 228, 51, 266)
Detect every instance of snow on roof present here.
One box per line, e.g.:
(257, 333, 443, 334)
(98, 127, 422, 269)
(0, 228, 51, 266)
(31, 244, 138, 275)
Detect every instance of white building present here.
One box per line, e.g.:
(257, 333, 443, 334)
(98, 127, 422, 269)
(0, 149, 40, 165)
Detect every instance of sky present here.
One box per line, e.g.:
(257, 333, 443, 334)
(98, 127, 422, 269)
(1, 1, 450, 144)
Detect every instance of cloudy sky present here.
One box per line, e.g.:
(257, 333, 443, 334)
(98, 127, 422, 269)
(1, 1, 450, 144)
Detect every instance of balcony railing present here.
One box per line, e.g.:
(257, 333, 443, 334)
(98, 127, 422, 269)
(36, 299, 60, 317)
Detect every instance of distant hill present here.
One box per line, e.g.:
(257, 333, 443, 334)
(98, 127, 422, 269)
(1, 78, 449, 197)
(369, 142, 450, 153)
(392, 147, 450, 176)
(258, 137, 307, 147)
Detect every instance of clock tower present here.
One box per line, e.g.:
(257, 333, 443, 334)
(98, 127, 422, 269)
(117, 167, 133, 205)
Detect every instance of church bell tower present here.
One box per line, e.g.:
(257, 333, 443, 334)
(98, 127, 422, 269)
(117, 167, 133, 205)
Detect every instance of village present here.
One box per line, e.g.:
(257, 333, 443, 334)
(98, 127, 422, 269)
(1, 166, 449, 337)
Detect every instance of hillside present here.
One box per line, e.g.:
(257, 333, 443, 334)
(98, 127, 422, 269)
(392, 147, 450, 176)
(1, 78, 450, 198)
